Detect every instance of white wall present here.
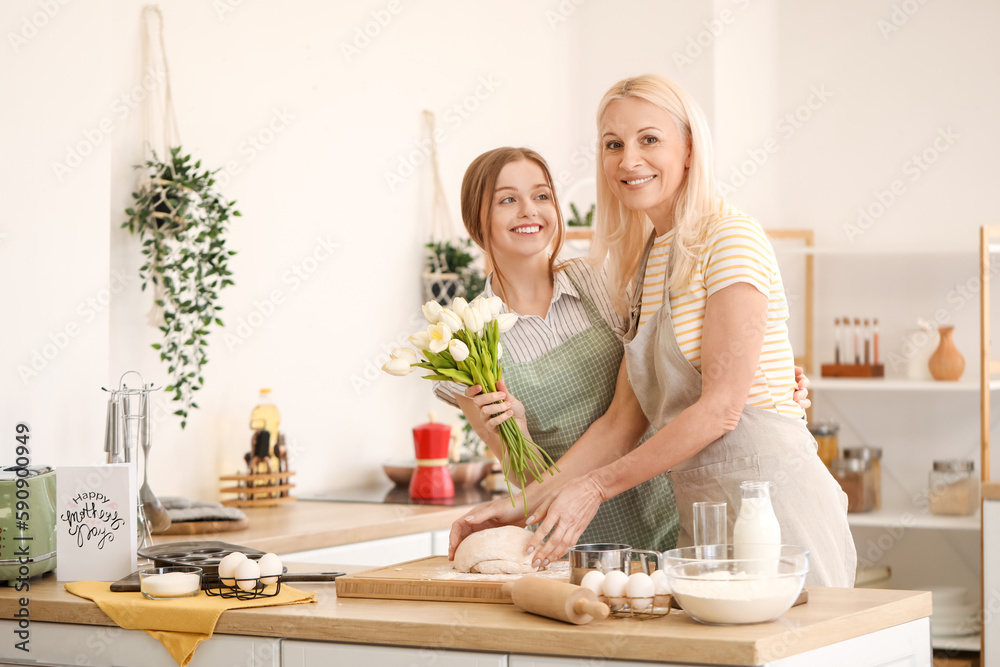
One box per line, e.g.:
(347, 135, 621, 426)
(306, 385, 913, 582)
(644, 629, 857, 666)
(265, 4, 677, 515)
(2, 0, 998, 504)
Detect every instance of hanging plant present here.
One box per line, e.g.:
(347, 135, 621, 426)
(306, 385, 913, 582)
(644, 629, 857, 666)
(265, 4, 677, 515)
(423, 238, 486, 306)
(123, 146, 240, 428)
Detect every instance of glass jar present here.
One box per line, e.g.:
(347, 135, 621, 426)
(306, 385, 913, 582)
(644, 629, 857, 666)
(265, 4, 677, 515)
(843, 447, 882, 510)
(830, 457, 875, 513)
(809, 422, 840, 468)
(928, 460, 979, 516)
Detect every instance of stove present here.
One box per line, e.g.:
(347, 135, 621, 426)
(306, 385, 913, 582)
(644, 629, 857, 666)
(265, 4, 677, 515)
(300, 483, 499, 506)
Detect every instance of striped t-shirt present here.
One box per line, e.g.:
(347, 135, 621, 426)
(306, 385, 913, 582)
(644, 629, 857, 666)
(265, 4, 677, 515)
(433, 258, 625, 407)
(639, 202, 803, 419)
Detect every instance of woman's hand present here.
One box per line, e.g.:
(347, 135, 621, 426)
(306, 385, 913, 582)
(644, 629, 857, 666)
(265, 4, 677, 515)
(793, 365, 811, 410)
(465, 379, 528, 437)
(448, 495, 529, 560)
(524, 475, 604, 568)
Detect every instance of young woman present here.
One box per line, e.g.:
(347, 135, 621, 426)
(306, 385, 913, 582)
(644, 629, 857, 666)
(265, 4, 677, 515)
(435, 147, 681, 553)
(504, 75, 856, 587)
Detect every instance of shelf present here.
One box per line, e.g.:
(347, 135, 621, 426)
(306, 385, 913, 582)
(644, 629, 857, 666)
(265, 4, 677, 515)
(811, 378, 1000, 392)
(932, 633, 980, 652)
(847, 508, 980, 531)
(772, 246, 976, 257)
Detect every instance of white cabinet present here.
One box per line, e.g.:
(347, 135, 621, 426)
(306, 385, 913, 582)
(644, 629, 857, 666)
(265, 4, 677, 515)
(0, 620, 280, 667)
(282, 640, 507, 666)
(984, 496, 999, 664)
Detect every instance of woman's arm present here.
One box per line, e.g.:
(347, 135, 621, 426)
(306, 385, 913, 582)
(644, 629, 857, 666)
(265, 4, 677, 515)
(525, 282, 769, 565)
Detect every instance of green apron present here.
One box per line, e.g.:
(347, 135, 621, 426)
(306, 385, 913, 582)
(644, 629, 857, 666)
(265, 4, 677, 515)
(502, 272, 679, 552)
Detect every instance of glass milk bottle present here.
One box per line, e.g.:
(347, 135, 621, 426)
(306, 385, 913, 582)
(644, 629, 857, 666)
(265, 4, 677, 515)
(733, 481, 781, 574)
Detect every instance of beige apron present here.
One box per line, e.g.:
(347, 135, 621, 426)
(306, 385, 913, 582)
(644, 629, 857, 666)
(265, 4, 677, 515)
(623, 233, 857, 588)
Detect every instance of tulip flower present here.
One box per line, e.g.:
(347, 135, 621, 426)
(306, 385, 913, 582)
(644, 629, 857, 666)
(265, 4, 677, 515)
(380, 298, 558, 513)
(382, 356, 415, 376)
(487, 296, 504, 318)
(448, 339, 470, 362)
(427, 322, 452, 354)
(409, 330, 431, 349)
(422, 300, 443, 324)
(475, 297, 493, 323)
(496, 312, 518, 333)
(461, 306, 485, 334)
(450, 296, 470, 319)
(391, 347, 418, 363)
(438, 308, 463, 332)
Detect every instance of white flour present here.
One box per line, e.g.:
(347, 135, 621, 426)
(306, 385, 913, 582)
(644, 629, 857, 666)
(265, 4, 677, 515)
(431, 560, 570, 582)
(671, 571, 803, 624)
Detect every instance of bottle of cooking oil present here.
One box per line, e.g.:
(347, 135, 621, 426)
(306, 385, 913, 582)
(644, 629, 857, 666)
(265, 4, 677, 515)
(249, 388, 281, 456)
(249, 389, 281, 497)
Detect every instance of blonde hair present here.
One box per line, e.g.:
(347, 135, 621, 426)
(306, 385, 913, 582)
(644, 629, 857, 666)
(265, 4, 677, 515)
(590, 74, 718, 316)
(460, 147, 566, 302)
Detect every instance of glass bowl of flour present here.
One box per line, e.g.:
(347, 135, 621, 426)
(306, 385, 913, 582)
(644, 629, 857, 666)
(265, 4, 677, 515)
(665, 545, 808, 625)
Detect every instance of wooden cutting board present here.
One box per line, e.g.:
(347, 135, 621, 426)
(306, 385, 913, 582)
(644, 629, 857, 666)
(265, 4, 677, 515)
(336, 556, 569, 604)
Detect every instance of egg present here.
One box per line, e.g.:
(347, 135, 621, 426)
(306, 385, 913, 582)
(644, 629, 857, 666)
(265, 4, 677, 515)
(234, 558, 261, 591)
(601, 570, 629, 606)
(218, 552, 247, 588)
(257, 553, 283, 586)
(626, 572, 654, 611)
(650, 569, 672, 608)
(579, 570, 606, 598)
(650, 569, 671, 595)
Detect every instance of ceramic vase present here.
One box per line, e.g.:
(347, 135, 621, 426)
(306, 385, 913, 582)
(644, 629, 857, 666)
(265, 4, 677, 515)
(928, 326, 965, 381)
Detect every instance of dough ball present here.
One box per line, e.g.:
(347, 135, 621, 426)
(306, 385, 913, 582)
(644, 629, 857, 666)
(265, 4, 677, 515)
(453, 526, 537, 574)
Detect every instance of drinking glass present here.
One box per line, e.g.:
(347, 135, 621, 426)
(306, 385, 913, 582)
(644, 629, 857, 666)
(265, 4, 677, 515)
(692, 501, 727, 554)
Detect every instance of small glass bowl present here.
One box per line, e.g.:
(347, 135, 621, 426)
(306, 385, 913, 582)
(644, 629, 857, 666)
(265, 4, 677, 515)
(139, 566, 203, 600)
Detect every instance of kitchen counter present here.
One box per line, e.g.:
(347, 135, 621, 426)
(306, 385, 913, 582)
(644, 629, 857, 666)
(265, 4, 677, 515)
(159, 499, 470, 554)
(0, 563, 931, 666)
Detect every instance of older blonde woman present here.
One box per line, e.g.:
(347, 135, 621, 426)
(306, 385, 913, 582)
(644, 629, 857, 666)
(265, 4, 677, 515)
(455, 76, 853, 588)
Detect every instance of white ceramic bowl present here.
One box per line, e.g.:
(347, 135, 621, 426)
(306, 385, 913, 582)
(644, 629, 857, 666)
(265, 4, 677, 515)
(665, 545, 808, 625)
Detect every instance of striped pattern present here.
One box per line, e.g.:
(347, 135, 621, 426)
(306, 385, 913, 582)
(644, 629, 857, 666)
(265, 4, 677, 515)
(639, 202, 803, 419)
(434, 258, 625, 407)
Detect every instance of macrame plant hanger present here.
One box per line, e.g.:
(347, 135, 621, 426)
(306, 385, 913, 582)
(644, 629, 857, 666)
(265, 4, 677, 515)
(421, 110, 465, 307)
(140, 4, 182, 327)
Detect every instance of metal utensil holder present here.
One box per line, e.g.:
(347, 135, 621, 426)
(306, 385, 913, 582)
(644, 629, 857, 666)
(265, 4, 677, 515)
(102, 371, 161, 548)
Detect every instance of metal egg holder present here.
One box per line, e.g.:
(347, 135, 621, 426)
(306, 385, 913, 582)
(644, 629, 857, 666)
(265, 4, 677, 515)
(205, 573, 284, 601)
(604, 595, 674, 620)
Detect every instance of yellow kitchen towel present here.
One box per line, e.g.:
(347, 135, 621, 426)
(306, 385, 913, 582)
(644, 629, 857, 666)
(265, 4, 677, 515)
(65, 581, 317, 667)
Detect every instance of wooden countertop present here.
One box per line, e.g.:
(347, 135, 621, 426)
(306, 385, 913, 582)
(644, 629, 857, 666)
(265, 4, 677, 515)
(2, 564, 931, 666)
(983, 482, 1000, 501)
(156, 500, 469, 554)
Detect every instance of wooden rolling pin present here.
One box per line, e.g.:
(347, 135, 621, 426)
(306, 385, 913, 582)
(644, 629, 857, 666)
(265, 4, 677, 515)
(502, 578, 609, 625)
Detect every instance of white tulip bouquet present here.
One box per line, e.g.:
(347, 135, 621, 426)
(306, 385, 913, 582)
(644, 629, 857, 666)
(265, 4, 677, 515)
(382, 296, 558, 508)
